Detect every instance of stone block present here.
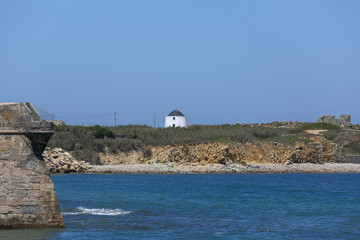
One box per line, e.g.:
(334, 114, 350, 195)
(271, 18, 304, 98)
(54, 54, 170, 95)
(0, 197, 6, 205)
(16, 183, 39, 190)
(12, 177, 25, 183)
(12, 191, 28, 198)
(4, 214, 17, 221)
(22, 198, 39, 205)
(23, 214, 37, 222)
(27, 190, 41, 198)
(0, 206, 10, 214)
(6, 197, 22, 206)
(0, 187, 7, 196)
(21, 206, 41, 214)
(29, 176, 40, 183)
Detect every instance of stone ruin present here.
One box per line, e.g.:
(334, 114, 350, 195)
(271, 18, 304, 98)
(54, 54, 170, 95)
(0, 103, 65, 229)
(316, 114, 351, 127)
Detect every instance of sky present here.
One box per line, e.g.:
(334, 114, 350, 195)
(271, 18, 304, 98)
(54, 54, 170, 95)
(1, 0, 359, 127)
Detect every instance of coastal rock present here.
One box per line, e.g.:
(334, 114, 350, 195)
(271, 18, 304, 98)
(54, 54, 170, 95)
(43, 148, 91, 173)
(99, 150, 143, 165)
(98, 137, 339, 166)
(287, 137, 339, 164)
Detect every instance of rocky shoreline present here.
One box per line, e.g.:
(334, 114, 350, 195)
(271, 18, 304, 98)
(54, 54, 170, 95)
(43, 148, 360, 174)
(88, 163, 360, 174)
(43, 148, 91, 173)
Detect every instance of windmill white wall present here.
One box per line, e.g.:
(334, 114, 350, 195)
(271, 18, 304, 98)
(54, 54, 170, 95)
(165, 110, 187, 128)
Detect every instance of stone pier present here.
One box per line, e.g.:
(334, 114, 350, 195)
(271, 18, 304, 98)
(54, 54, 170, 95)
(0, 103, 65, 229)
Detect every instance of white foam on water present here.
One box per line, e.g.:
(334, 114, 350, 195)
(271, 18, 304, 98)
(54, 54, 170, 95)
(63, 207, 132, 216)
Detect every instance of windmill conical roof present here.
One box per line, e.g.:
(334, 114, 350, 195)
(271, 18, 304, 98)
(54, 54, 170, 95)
(168, 110, 184, 116)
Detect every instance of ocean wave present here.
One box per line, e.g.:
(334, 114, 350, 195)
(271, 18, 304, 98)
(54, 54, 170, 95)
(63, 207, 132, 216)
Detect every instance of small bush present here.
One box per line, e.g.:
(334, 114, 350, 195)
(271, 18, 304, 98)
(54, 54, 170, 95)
(251, 127, 283, 139)
(89, 125, 114, 139)
(143, 148, 153, 159)
(48, 132, 77, 151)
(288, 128, 304, 134)
(322, 131, 339, 141)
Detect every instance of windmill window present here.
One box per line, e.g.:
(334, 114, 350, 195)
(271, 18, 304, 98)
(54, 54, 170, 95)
(173, 117, 176, 120)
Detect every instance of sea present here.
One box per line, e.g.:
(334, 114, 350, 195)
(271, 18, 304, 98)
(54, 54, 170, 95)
(1, 173, 360, 239)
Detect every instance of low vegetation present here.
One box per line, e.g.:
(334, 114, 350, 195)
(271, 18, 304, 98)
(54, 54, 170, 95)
(48, 122, 359, 164)
(299, 122, 341, 130)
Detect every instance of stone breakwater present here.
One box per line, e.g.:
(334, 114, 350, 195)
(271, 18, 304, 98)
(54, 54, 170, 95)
(0, 103, 65, 229)
(89, 163, 360, 174)
(43, 148, 91, 174)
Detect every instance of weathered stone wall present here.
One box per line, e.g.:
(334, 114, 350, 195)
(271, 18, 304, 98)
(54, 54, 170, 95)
(0, 103, 64, 229)
(317, 114, 351, 127)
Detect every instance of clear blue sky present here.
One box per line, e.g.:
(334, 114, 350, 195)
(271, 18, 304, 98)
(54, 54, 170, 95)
(1, 0, 359, 126)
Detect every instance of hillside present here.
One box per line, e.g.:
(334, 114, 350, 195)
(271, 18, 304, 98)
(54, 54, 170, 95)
(47, 122, 360, 165)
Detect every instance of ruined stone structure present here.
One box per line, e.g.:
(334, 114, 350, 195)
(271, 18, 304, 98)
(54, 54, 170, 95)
(0, 103, 65, 229)
(316, 114, 351, 127)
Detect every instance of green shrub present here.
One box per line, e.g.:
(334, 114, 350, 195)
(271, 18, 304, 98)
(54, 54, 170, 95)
(301, 123, 340, 130)
(288, 128, 304, 134)
(143, 148, 153, 159)
(89, 125, 114, 139)
(322, 131, 339, 141)
(48, 132, 77, 151)
(343, 141, 360, 155)
(251, 127, 283, 139)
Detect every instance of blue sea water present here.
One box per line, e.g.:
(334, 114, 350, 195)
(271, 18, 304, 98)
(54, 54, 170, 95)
(1, 173, 360, 239)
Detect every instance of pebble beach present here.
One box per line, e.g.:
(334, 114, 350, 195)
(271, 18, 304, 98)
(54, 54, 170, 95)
(88, 163, 360, 174)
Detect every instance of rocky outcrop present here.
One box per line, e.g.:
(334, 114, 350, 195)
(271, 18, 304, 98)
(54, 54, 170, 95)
(287, 137, 339, 164)
(0, 103, 65, 229)
(98, 137, 340, 166)
(43, 148, 91, 173)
